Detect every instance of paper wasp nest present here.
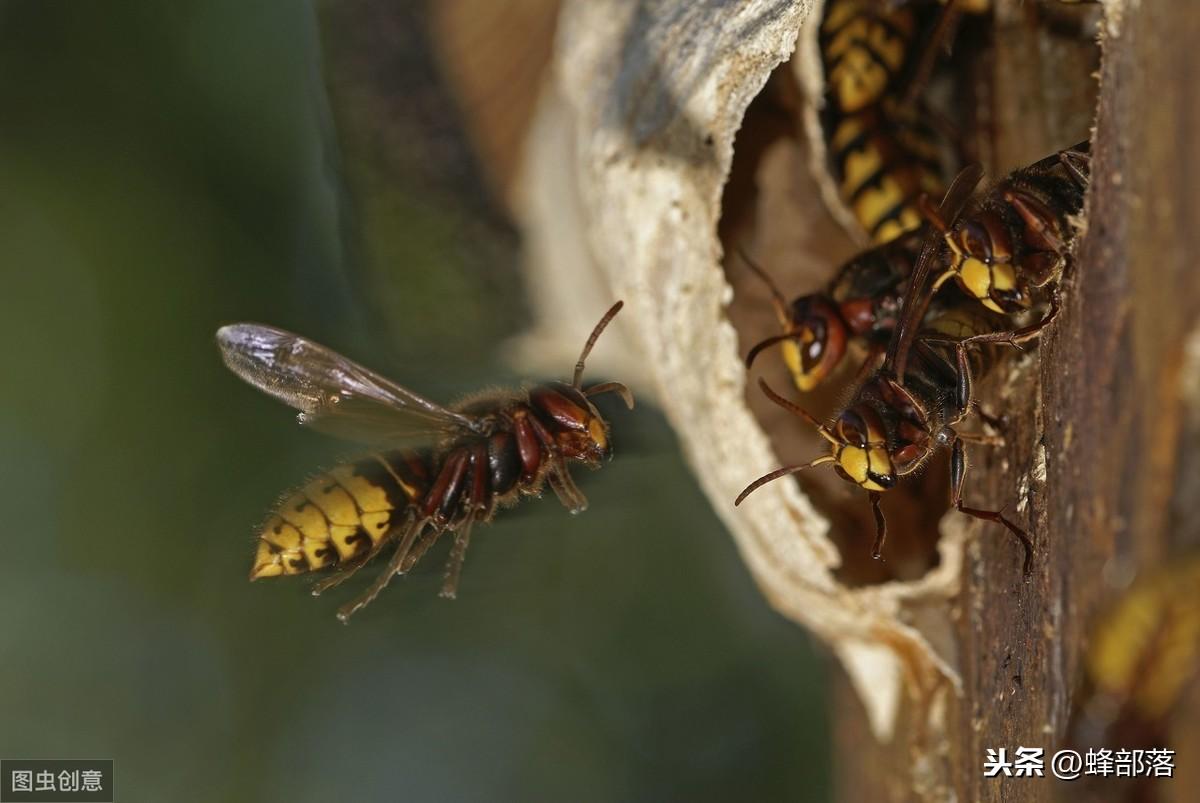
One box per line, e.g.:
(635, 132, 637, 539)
(511, 0, 1106, 740)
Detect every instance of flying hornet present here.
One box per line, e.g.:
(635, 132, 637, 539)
(217, 302, 632, 622)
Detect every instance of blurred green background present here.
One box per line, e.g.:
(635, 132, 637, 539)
(0, 2, 829, 801)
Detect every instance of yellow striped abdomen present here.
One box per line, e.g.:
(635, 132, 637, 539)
(821, 0, 916, 114)
(250, 453, 426, 579)
(819, 0, 950, 244)
(1087, 556, 1200, 721)
(830, 109, 944, 244)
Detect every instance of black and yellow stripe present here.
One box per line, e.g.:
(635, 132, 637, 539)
(819, 0, 949, 244)
(250, 452, 427, 579)
(1087, 555, 1200, 722)
(820, 0, 917, 114)
(828, 106, 945, 243)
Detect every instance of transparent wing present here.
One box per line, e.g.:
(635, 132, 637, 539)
(216, 323, 479, 445)
(886, 163, 984, 379)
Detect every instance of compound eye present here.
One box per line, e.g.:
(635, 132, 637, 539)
(552, 382, 592, 411)
(835, 411, 868, 448)
(957, 219, 992, 259)
(791, 298, 829, 369)
(802, 323, 826, 365)
(784, 296, 849, 391)
(530, 385, 591, 432)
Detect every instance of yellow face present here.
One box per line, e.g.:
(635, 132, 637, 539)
(775, 296, 850, 394)
(830, 409, 896, 492)
(781, 334, 820, 392)
(945, 234, 1027, 314)
(529, 383, 613, 465)
(989, 262, 1019, 309)
(835, 443, 894, 492)
(587, 417, 609, 454)
(958, 255, 992, 303)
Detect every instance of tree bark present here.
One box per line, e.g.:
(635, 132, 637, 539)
(833, 3, 1200, 801)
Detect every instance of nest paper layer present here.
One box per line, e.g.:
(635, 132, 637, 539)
(515, 0, 973, 740)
